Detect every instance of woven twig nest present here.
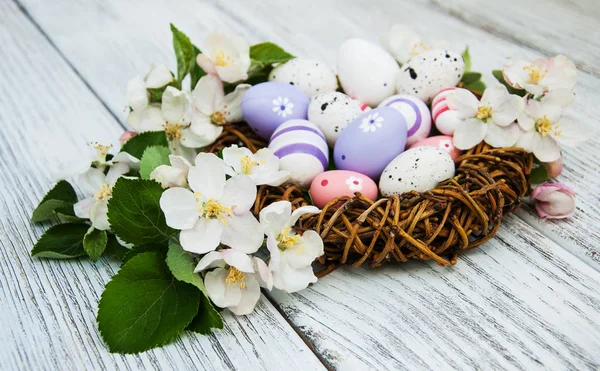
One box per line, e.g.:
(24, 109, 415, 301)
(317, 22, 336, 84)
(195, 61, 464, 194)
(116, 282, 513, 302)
(207, 123, 533, 277)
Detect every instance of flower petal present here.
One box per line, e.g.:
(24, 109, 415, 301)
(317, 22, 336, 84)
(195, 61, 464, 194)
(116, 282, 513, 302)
(220, 213, 264, 254)
(286, 206, 321, 229)
(194, 251, 226, 273)
(553, 116, 587, 147)
(452, 118, 487, 150)
(221, 84, 251, 122)
(228, 274, 260, 315)
(188, 153, 227, 198)
(221, 175, 257, 214)
(126, 76, 148, 112)
(490, 93, 524, 127)
(220, 249, 255, 272)
(179, 127, 218, 149)
(533, 135, 561, 163)
(74, 197, 95, 219)
(273, 263, 317, 293)
(222, 145, 253, 175)
(90, 199, 110, 230)
(502, 59, 531, 89)
(196, 54, 218, 75)
(542, 55, 577, 91)
(259, 201, 292, 235)
(205, 268, 241, 308)
(446, 88, 479, 119)
(162, 87, 190, 123)
(266, 232, 281, 271)
(127, 106, 164, 132)
(77, 168, 106, 196)
(180, 218, 224, 254)
(286, 230, 324, 268)
(150, 165, 188, 188)
(253, 257, 273, 290)
(144, 64, 173, 89)
(484, 123, 521, 148)
(106, 162, 130, 185)
(192, 74, 224, 115)
(159, 187, 200, 229)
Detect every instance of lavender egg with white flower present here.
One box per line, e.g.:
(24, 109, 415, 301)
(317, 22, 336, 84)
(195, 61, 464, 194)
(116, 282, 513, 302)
(379, 146, 455, 197)
(268, 58, 338, 97)
(396, 49, 465, 103)
(378, 94, 432, 146)
(307, 92, 368, 147)
(268, 119, 329, 188)
(337, 38, 400, 107)
(334, 107, 408, 180)
(241, 81, 310, 139)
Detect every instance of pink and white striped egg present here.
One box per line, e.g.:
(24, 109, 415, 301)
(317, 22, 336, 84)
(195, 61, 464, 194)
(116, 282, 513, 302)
(409, 135, 462, 161)
(378, 94, 432, 146)
(431, 87, 462, 135)
(268, 119, 329, 188)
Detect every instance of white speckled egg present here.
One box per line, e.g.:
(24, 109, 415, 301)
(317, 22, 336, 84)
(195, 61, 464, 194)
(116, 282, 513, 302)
(378, 94, 432, 146)
(268, 119, 329, 188)
(396, 49, 465, 104)
(337, 38, 400, 107)
(431, 87, 462, 135)
(307, 92, 366, 147)
(268, 58, 338, 97)
(379, 146, 455, 196)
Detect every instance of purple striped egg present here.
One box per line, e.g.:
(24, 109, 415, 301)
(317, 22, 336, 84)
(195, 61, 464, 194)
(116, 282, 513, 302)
(241, 81, 310, 139)
(268, 119, 329, 188)
(378, 95, 432, 146)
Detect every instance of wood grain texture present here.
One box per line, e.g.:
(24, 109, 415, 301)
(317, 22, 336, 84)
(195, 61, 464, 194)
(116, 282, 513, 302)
(430, 0, 600, 76)
(0, 1, 325, 370)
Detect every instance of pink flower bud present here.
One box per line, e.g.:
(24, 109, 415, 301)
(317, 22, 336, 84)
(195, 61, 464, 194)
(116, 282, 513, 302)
(543, 157, 563, 178)
(530, 183, 576, 219)
(119, 130, 137, 145)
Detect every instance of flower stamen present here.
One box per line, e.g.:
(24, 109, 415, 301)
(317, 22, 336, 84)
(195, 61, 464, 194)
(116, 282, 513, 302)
(524, 65, 547, 85)
(195, 193, 231, 225)
(476, 105, 493, 122)
(210, 111, 228, 126)
(214, 50, 232, 67)
(225, 266, 246, 288)
(240, 156, 260, 175)
(277, 227, 302, 251)
(535, 115, 553, 137)
(94, 184, 112, 200)
(163, 122, 182, 140)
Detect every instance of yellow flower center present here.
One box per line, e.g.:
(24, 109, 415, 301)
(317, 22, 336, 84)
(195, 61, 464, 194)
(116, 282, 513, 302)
(195, 193, 231, 224)
(163, 122, 182, 140)
(240, 155, 260, 175)
(94, 184, 112, 200)
(410, 42, 430, 57)
(214, 50, 232, 67)
(524, 65, 547, 85)
(476, 105, 493, 121)
(92, 142, 112, 158)
(210, 111, 227, 126)
(535, 115, 561, 137)
(225, 266, 246, 288)
(277, 227, 302, 251)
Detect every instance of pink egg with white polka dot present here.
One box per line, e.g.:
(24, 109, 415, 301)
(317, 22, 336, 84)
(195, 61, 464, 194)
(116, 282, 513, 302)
(431, 87, 462, 135)
(409, 135, 463, 161)
(309, 170, 378, 208)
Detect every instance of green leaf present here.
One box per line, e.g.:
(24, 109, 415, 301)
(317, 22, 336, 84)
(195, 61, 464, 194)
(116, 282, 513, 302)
(464, 80, 487, 95)
(460, 71, 482, 85)
(187, 295, 224, 335)
(190, 45, 206, 89)
(121, 131, 168, 159)
(139, 145, 171, 180)
(166, 242, 206, 294)
(122, 243, 166, 263)
(104, 234, 129, 261)
(530, 165, 550, 185)
(31, 223, 89, 259)
(170, 24, 196, 83)
(492, 69, 527, 97)
(83, 228, 108, 262)
(249, 42, 294, 65)
(461, 46, 471, 72)
(107, 178, 175, 245)
(97, 252, 200, 353)
(55, 206, 87, 223)
(31, 180, 78, 222)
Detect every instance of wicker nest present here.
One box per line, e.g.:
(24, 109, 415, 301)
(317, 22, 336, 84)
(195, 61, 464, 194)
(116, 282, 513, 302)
(207, 123, 533, 277)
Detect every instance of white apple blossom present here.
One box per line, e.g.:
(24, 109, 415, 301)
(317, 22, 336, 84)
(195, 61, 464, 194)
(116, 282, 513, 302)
(189, 75, 250, 146)
(73, 165, 130, 230)
(382, 25, 430, 64)
(446, 86, 524, 150)
(195, 249, 272, 315)
(196, 32, 251, 83)
(222, 145, 290, 186)
(502, 55, 577, 97)
(150, 155, 192, 189)
(159, 153, 263, 254)
(126, 64, 173, 112)
(259, 201, 323, 293)
(516, 89, 583, 162)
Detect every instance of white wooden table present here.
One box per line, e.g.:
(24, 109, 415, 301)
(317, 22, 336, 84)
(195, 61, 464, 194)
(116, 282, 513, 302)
(1, 0, 599, 369)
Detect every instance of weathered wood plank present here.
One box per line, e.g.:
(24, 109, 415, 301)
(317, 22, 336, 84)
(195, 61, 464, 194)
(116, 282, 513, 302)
(430, 0, 600, 76)
(0, 1, 325, 369)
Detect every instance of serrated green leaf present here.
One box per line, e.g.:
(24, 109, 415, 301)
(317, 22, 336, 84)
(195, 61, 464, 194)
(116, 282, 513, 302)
(530, 165, 550, 185)
(31, 223, 89, 259)
(139, 145, 171, 180)
(55, 206, 87, 223)
(170, 24, 196, 83)
(107, 178, 175, 245)
(31, 180, 78, 222)
(83, 228, 108, 262)
(120, 131, 168, 159)
(249, 42, 294, 65)
(122, 243, 167, 263)
(104, 234, 129, 261)
(166, 242, 206, 294)
(187, 295, 224, 335)
(462, 46, 471, 72)
(97, 252, 200, 353)
(460, 71, 482, 85)
(190, 45, 206, 89)
(492, 69, 527, 97)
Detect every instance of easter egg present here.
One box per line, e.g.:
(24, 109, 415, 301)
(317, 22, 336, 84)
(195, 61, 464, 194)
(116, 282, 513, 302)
(395, 49, 465, 103)
(409, 135, 462, 160)
(241, 82, 310, 139)
(431, 87, 462, 135)
(307, 92, 366, 147)
(378, 94, 432, 146)
(334, 107, 408, 180)
(337, 38, 400, 107)
(268, 119, 329, 188)
(310, 170, 378, 208)
(379, 146, 455, 197)
(268, 58, 338, 97)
